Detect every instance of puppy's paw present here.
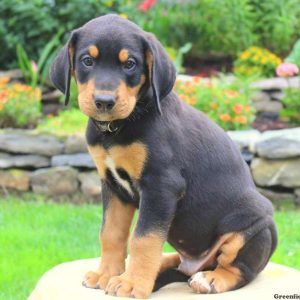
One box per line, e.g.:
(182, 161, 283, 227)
(188, 272, 215, 294)
(82, 263, 124, 290)
(105, 273, 152, 299)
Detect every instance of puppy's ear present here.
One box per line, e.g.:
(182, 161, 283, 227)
(49, 31, 78, 106)
(143, 33, 176, 114)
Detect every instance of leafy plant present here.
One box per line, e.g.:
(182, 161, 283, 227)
(234, 46, 282, 78)
(16, 30, 63, 88)
(0, 78, 41, 128)
(285, 39, 300, 67)
(165, 43, 192, 73)
(280, 87, 300, 124)
(175, 76, 255, 131)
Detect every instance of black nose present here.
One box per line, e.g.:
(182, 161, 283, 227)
(94, 94, 115, 111)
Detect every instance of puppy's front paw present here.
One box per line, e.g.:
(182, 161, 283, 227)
(82, 263, 125, 290)
(105, 273, 152, 299)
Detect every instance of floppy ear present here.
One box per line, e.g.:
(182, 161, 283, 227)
(144, 33, 176, 114)
(49, 32, 78, 106)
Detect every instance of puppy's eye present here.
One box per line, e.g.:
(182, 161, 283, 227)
(82, 56, 94, 67)
(123, 58, 136, 71)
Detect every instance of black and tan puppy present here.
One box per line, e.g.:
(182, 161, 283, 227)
(50, 14, 277, 299)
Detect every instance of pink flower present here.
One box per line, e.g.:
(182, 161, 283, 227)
(138, 0, 156, 12)
(31, 60, 38, 73)
(276, 63, 299, 77)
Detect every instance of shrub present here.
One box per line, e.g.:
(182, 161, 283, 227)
(285, 39, 300, 67)
(0, 78, 41, 128)
(280, 87, 300, 124)
(175, 77, 255, 131)
(234, 47, 282, 78)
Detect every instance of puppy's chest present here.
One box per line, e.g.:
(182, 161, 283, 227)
(88, 142, 147, 205)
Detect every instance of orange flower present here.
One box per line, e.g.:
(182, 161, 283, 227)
(192, 76, 202, 84)
(234, 115, 247, 124)
(244, 105, 252, 113)
(224, 90, 239, 98)
(233, 104, 243, 114)
(210, 102, 218, 110)
(0, 76, 10, 87)
(219, 114, 231, 122)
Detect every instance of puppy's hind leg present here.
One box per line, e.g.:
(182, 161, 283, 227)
(189, 217, 277, 294)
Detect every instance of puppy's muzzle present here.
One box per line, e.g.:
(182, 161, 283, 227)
(95, 94, 116, 112)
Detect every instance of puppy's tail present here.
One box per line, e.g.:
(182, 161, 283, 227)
(153, 268, 189, 292)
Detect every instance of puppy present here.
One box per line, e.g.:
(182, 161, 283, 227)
(50, 14, 277, 299)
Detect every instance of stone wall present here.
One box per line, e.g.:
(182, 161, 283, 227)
(1, 128, 300, 206)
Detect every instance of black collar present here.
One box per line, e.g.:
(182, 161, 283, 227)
(91, 118, 125, 134)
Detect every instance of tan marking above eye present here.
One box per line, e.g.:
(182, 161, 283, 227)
(88, 45, 99, 58)
(119, 49, 129, 63)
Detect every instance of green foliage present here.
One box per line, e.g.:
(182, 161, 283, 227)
(285, 39, 300, 67)
(280, 87, 300, 124)
(175, 76, 256, 131)
(234, 46, 282, 78)
(0, 0, 125, 69)
(0, 81, 41, 128)
(250, 0, 300, 55)
(165, 43, 192, 73)
(37, 108, 87, 135)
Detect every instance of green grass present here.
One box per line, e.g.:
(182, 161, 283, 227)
(37, 108, 87, 135)
(0, 197, 299, 300)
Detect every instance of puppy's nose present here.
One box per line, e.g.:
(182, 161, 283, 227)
(94, 94, 115, 111)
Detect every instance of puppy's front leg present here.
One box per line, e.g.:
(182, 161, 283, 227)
(106, 176, 178, 299)
(83, 188, 135, 290)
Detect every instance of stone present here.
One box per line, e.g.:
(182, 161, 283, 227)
(78, 172, 101, 196)
(295, 189, 300, 205)
(42, 89, 62, 102)
(64, 135, 88, 154)
(251, 76, 300, 90)
(252, 99, 283, 113)
(0, 131, 64, 156)
(0, 69, 23, 79)
(251, 158, 300, 188)
(51, 154, 95, 168)
(257, 187, 295, 203)
(269, 91, 284, 101)
(30, 167, 79, 196)
(227, 130, 260, 151)
(255, 128, 300, 159)
(251, 91, 270, 102)
(241, 151, 254, 163)
(0, 152, 50, 168)
(28, 258, 300, 300)
(0, 169, 30, 191)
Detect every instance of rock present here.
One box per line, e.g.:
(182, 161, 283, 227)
(0, 131, 64, 156)
(255, 128, 300, 159)
(241, 151, 254, 163)
(64, 135, 87, 154)
(295, 189, 300, 205)
(252, 99, 283, 113)
(227, 130, 260, 151)
(270, 91, 284, 101)
(51, 154, 95, 168)
(251, 77, 300, 90)
(0, 169, 30, 191)
(30, 167, 79, 195)
(0, 152, 50, 168)
(257, 187, 295, 203)
(42, 89, 62, 102)
(251, 158, 300, 188)
(78, 172, 101, 196)
(28, 258, 300, 300)
(0, 69, 23, 79)
(251, 91, 270, 102)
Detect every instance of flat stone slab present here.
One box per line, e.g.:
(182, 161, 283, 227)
(0, 152, 50, 168)
(29, 258, 300, 300)
(78, 172, 101, 196)
(51, 154, 95, 168)
(65, 135, 88, 154)
(254, 128, 300, 159)
(227, 130, 261, 151)
(0, 131, 64, 156)
(0, 169, 30, 191)
(251, 76, 300, 90)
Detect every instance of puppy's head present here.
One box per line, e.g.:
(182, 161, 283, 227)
(50, 14, 176, 121)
